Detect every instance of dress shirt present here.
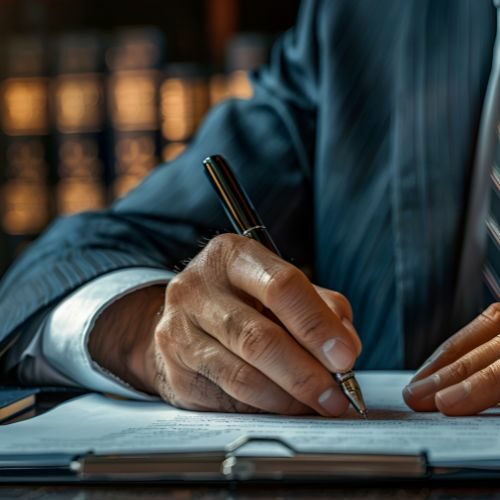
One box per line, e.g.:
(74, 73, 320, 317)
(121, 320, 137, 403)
(12, 268, 173, 399)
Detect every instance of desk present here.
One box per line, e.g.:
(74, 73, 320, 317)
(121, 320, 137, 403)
(2, 483, 500, 499)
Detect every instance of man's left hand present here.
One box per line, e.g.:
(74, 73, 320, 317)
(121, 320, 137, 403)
(403, 303, 500, 415)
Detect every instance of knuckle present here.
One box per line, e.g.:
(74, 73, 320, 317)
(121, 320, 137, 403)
(238, 319, 279, 362)
(289, 372, 320, 403)
(165, 274, 192, 307)
(491, 335, 500, 351)
(227, 362, 256, 402)
(447, 358, 471, 382)
(484, 302, 500, 322)
(483, 336, 500, 359)
(153, 323, 167, 348)
(264, 265, 305, 306)
(297, 312, 325, 343)
(154, 313, 194, 370)
(478, 363, 500, 390)
(154, 305, 182, 343)
(221, 307, 243, 340)
(206, 233, 243, 260)
(489, 302, 500, 314)
(154, 315, 172, 347)
(329, 291, 353, 320)
(204, 233, 227, 255)
(203, 233, 248, 277)
(439, 337, 460, 364)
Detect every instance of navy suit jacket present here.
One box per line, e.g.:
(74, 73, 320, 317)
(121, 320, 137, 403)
(0, 0, 496, 372)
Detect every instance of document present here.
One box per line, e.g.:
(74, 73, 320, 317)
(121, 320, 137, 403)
(1, 372, 499, 468)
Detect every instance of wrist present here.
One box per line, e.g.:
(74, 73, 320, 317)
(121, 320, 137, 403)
(128, 299, 165, 394)
(89, 285, 165, 394)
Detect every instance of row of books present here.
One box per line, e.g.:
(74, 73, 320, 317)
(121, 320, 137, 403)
(0, 28, 271, 270)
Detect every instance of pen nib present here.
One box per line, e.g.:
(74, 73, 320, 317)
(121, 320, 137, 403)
(334, 371, 368, 418)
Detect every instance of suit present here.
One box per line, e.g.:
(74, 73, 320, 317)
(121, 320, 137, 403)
(0, 0, 496, 372)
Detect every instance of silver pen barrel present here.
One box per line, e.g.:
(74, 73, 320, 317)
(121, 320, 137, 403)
(334, 371, 368, 418)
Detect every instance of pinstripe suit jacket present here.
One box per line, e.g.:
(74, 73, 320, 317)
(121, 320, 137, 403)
(0, 0, 496, 372)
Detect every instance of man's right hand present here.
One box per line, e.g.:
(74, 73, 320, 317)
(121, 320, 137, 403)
(90, 234, 362, 416)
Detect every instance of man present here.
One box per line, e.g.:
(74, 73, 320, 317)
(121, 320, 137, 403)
(0, 0, 498, 417)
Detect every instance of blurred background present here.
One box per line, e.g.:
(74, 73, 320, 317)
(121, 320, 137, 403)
(0, 0, 300, 274)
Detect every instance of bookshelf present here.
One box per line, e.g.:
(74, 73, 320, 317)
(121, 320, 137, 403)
(0, 0, 300, 273)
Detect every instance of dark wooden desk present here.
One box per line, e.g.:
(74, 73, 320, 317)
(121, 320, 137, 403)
(2, 483, 500, 499)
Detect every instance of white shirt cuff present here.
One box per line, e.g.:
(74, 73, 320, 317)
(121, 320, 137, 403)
(41, 267, 173, 400)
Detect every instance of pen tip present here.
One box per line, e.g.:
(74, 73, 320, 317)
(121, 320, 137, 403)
(361, 410, 368, 419)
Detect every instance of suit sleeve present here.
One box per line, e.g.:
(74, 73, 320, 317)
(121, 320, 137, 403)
(0, 0, 321, 360)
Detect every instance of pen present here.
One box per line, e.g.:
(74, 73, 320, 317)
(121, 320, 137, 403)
(203, 154, 367, 418)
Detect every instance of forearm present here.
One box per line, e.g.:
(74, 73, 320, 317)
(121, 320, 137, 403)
(2, 268, 172, 399)
(89, 285, 165, 395)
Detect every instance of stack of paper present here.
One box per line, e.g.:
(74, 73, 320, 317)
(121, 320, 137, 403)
(0, 372, 499, 473)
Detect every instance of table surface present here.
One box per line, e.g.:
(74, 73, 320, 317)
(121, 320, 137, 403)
(3, 483, 500, 499)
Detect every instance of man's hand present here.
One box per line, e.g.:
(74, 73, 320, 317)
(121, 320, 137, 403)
(403, 303, 500, 415)
(90, 234, 361, 417)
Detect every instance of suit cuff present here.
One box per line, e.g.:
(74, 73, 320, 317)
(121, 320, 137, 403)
(41, 267, 173, 400)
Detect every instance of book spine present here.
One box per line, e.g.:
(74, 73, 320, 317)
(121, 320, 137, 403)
(51, 32, 107, 215)
(0, 36, 51, 265)
(160, 63, 210, 162)
(107, 28, 165, 198)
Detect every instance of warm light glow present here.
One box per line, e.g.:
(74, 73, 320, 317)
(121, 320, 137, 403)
(227, 70, 253, 100)
(2, 180, 49, 234)
(57, 178, 105, 215)
(160, 78, 209, 142)
(2, 78, 49, 136)
(109, 70, 159, 131)
(55, 74, 103, 133)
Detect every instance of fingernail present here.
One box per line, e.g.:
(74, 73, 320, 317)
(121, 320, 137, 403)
(404, 373, 440, 399)
(436, 380, 471, 408)
(318, 387, 345, 416)
(322, 338, 355, 372)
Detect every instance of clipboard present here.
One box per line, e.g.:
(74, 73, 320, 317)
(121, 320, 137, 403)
(0, 436, 429, 483)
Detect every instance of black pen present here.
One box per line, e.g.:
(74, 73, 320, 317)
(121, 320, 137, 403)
(203, 154, 367, 418)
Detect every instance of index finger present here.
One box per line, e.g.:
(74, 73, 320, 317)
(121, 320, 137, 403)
(410, 303, 500, 384)
(224, 236, 360, 373)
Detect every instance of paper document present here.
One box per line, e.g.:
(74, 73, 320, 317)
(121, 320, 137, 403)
(1, 371, 499, 467)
